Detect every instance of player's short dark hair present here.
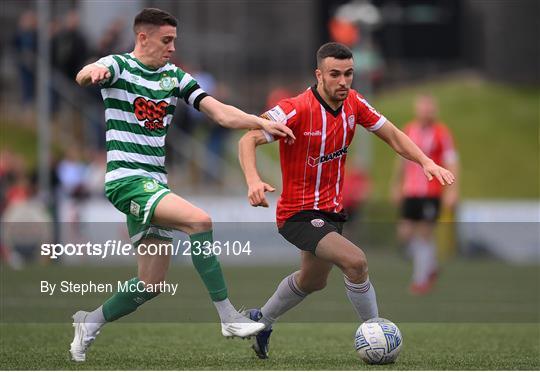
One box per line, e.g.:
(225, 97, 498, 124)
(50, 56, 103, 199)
(316, 42, 353, 67)
(133, 8, 177, 33)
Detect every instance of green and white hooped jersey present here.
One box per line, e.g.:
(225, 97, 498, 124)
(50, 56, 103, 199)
(96, 53, 208, 185)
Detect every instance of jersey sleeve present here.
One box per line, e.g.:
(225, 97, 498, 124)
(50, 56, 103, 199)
(176, 70, 209, 111)
(439, 125, 458, 165)
(354, 94, 386, 132)
(260, 99, 297, 143)
(94, 55, 123, 88)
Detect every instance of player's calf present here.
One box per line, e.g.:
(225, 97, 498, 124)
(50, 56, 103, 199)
(295, 273, 327, 293)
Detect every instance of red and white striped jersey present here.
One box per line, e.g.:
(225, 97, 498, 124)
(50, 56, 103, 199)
(262, 86, 386, 226)
(402, 121, 457, 198)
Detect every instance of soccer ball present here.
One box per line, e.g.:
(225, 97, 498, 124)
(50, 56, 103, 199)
(354, 317, 403, 364)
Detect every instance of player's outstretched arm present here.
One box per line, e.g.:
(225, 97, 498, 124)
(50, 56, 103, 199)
(375, 120, 455, 186)
(199, 96, 295, 142)
(238, 130, 275, 208)
(75, 62, 111, 87)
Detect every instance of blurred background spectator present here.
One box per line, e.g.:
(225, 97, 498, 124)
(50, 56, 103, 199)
(12, 9, 37, 115)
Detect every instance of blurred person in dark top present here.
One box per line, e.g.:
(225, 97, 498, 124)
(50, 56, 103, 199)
(13, 10, 37, 109)
(52, 9, 89, 80)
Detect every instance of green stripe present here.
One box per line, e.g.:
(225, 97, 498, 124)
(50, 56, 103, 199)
(165, 105, 175, 115)
(107, 160, 167, 174)
(112, 55, 126, 74)
(107, 140, 165, 157)
(110, 78, 180, 100)
(179, 80, 198, 99)
(106, 120, 167, 137)
(104, 97, 132, 112)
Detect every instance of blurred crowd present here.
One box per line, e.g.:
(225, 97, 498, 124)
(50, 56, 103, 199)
(10, 8, 250, 189)
(13, 9, 128, 110)
(0, 146, 107, 267)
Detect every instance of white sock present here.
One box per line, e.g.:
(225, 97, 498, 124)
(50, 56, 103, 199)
(411, 238, 433, 284)
(426, 239, 438, 273)
(213, 298, 239, 323)
(260, 271, 307, 329)
(85, 305, 106, 335)
(344, 276, 379, 321)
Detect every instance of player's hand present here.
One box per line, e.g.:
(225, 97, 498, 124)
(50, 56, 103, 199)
(259, 120, 296, 144)
(247, 179, 275, 207)
(89, 65, 111, 84)
(422, 160, 455, 186)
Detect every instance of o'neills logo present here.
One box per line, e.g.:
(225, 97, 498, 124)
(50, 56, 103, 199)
(311, 218, 325, 227)
(307, 146, 348, 167)
(304, 130, 322, 136)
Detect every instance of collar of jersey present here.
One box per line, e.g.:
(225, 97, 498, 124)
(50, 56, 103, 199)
(311, 85, 343, 117)
(127, 53, 160, 72)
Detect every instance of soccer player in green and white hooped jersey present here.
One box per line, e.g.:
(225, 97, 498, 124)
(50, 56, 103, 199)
(69, 8, 295, 362)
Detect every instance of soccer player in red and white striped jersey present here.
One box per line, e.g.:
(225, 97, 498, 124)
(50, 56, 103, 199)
(238, 42, 455, 359)
(391, 95, 459, 295)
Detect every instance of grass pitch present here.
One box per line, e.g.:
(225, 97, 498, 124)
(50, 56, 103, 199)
(1, 323, 539, 370)
(1, 250, 539, 370)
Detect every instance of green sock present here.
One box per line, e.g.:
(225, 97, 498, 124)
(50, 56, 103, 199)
(190, 230, 228, 302)
(102, 277, 158, 321)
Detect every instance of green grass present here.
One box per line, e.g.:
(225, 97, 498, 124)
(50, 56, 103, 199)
(1, 323, 539, 370)
(1, 248, 539, 369)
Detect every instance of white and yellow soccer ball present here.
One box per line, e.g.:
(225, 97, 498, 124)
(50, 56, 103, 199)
(354, 317, 403, 365)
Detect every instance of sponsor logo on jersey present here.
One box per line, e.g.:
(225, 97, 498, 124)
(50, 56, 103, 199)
(348, 115, 355, 129)
(304, 130, 322, 136)
(266, 106, 287, 123)
(311, 218, 325, 228)
(307, 146, 348, 167)
(134, 97, 169, 131)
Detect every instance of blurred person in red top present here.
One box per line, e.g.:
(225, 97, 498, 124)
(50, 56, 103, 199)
(391, 95, 459, 295)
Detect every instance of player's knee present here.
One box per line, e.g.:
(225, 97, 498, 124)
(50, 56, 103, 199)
(342, 254, 369, 283)
(186, 212, 213, 234)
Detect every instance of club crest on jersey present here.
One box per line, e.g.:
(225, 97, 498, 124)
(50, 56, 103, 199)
(311, 218, 325, 228)
(307, 146, 348, 167)
(159, 75, 177, 91)
(348, 115, 355, 129)
(143, 180, 158, 192)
